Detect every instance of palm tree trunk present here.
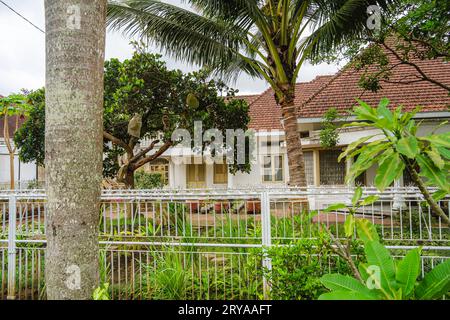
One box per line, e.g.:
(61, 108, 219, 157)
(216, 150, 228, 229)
(279, 88, 307, 187)
(44, 0, 107, 300)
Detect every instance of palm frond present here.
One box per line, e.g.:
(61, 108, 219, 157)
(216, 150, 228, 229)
(304, 0, 397, 59)
(188, 0, 260, 29)
(107, 0, 248, 72)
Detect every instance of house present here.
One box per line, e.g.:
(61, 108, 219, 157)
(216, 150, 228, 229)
(2, 43, 449, 191)
(138, 46, 450, 190)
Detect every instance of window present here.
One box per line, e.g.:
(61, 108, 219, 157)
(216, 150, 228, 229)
(213, 163, 228, 184)
(145, 158, 169, 185)
(300, 131, 310, 138)
(303, 151, 314, 186)
(187, 163, 206, 188)
(319, 150, 345, 185)
(263, 155, 284, 182)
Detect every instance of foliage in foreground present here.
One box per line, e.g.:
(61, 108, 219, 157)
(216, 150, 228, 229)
(319, 218, 450, 300)
(340, 98, 450, 224)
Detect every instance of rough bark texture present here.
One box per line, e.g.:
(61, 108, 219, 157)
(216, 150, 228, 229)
(44, 0, 106, 300)
(279, 87, 307, 187)
(124, 170, 135, 189)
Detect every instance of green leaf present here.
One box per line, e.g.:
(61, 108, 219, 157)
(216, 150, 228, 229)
(416, 154, 448, 191)
(341, 122, 373, 129)
(396, 137, 419, 159)
(426, 149, 445, 169)
(415, 259, 450, 300)
(318, 290, 377, 300)
(374, 153, 404, 191)
(346, 143, 391, 184)
(359, 195, 380, 206)
(323, 203, 347, 213)
(356, 219, 380, 243)
(338, 135, 380, 162)
(344, 215, 355, 237)
(358, 263, 370, 282)
(352, 187, 363, 206)
(432, 190, 448, 202)
(320, 274, 378, 298)
(354, 99, 379, 123)
(396, 248, 421, 298)
(436, 147, 450, 160)
(420, 132, 450, 148)
(376, 98, 393, 124)
(364, 241, 397, 298)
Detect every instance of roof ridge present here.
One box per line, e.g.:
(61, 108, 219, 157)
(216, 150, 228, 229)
(297, 68, 348, 114)
(247, 86, 274, 106)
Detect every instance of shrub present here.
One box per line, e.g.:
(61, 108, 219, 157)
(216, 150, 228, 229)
(254, 238, 358, 300)
(134, 171, 164, 189)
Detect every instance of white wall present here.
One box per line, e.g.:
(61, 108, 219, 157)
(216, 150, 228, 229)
(141, 118, 450, 189)
(0, 140, 37, 186)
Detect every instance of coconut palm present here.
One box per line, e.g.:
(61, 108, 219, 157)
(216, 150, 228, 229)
(107, 0, 395, 186)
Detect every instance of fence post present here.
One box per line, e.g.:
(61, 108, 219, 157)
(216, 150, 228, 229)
(7, 194, 17, 300)
(261, 191, 272, 299)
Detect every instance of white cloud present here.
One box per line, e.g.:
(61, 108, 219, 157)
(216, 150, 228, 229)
(0, 0, 341, 96)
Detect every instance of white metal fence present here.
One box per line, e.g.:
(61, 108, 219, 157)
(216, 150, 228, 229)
(0, 187, 449, 300)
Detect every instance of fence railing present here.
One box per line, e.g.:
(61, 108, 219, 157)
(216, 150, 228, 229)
(0, 187, 449, 300)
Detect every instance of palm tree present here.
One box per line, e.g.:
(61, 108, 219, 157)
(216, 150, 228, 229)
(107, 0, 394, 186)
(44, 0, 107, 299)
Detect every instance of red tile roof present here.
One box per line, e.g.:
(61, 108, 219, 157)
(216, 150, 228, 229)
(300, 55, 450, 118)
(236, 75, 334, 130)
(236, 43, 450, 130)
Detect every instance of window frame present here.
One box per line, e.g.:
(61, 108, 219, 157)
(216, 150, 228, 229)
(262, 154, 285, 183)
(213, 163, 228, 185)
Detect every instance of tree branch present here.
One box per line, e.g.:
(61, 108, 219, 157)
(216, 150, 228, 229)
(103, 131, 133, 155)
(130, 141, 173, 170)
(128, 139, 160, 164)
(381, 42, 450, 92)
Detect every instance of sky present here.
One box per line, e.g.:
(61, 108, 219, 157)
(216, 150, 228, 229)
(0, 0, 342, 96)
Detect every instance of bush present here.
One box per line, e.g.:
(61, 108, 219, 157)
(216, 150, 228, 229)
(134, 171, 164, 189)
(255, 238, 357, 300)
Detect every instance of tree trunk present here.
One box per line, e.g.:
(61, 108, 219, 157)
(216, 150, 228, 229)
(44, 0, 107, 300)
(406, 161, 450, 226)
(279, 88, 307, 187)
(124, 169, 135, 189)
(9, 153, 14, 190)
(3, 113, 16, 190)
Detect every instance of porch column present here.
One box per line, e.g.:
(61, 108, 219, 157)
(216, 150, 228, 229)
(227, 171, 234, 189)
